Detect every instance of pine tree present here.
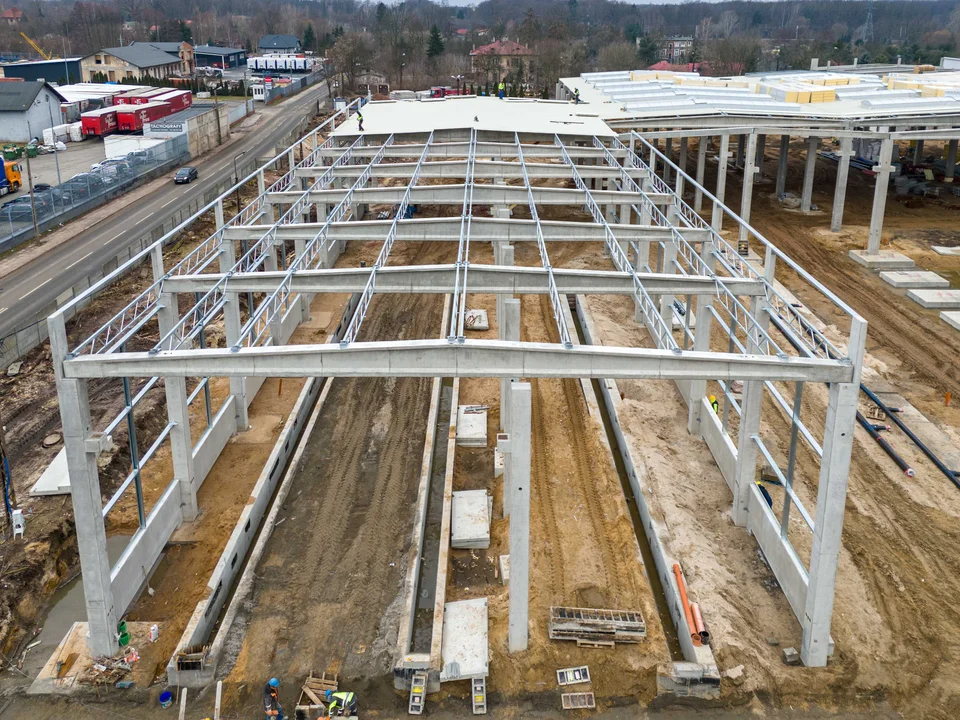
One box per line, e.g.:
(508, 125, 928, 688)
(427, 25, 445, 59)
(304, 23, 316, 52)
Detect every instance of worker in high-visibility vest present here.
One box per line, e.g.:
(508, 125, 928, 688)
(709, 395, 719, 414)
(326, 689, 358, 717)
(498, 81, 505, 99)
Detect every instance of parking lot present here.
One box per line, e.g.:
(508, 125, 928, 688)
(20, 139, 107, 189)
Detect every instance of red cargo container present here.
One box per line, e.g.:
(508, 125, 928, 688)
(152, 89, 192, 113)
(116, 101, 171, 132)
(115, 88, 169, 106)
(80, 107, 119, 137)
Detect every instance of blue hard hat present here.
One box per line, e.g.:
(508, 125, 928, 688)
(326, 689, 333, 700)
(269, 677, 280, 687)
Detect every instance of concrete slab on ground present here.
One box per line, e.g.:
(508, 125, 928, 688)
(456, 405, 488, 447)
(451, 489, 490, 549)
(880, 270, 950, 289)
(941, 310, 960, 331)
(29, 447, 70, 496)
(25, 139, 106, 188)
(933, 245, 960, 256)
(848, 249, 916, 270)
(907, 288, 960, 309)
(439, 597, 489, 681)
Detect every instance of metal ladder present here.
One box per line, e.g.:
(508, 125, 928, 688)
(408, 672, 427, 715)
(472, 677, 487, 715)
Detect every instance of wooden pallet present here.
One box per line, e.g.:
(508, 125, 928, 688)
(472, 677, 487, 714)
(561, 692, 596, 710)
(298, 671, 338, 707)
(557, 666, 591, 686)
(409, 671, 427, 715)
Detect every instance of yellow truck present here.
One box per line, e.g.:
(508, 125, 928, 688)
(1, 160, 22, 196)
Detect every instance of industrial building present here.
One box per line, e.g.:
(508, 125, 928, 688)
(0, 56, 81, 84)
(194, 44, 247, 68)
(30, 65, 960, 715)
(0, 79, 66, 141)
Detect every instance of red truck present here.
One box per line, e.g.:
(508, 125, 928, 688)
(116, 101, 171, 132)
(114, 88, 169, 106)
(152, 89, 193, 113)
(80, 107, 119, 137)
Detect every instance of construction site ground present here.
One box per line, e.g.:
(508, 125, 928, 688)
(574, 138, 960, 718)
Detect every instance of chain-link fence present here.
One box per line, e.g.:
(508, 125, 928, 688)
(0, 134, 190, 254)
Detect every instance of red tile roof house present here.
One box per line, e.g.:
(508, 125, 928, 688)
(1, 8, 24, 25)
(470, 39, 536, 81)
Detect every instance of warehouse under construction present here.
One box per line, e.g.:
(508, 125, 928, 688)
(26, 64, 960, 717)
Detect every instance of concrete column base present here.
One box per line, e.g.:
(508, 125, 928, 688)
(848, 249, 915, 270)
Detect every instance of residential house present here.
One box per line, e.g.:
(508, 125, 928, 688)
(1, 8, 24, 25)
(258, 35, 301, 54)
(0, 80, 67, 142)
(130, 41, 195, 74)
(80, 46, 183, 82)
(658, 35, 694, 64)
(469, 39, 536, 81)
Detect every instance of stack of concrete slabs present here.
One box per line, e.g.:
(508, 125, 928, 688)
(452, 490, 491, 549)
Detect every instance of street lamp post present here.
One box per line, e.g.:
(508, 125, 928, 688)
(451, 74, 463, 95)
(24, 120, 39, 240)
(399, 52, 406, 90)
(42, 97, 62, 208)
(233, 150, 246, 216)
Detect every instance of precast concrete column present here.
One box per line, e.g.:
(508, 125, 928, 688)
(629, 132, 636, 155)
(219, 240, 249, 430)
(739, 133, 759, 245)
(712, 134, 730, 231)
(49, 315, 119, 658)
(867, 138, 895, 254)
(678, 137, 688, 194)
(736, 133, 745, 168)
(165, 375, 198, 521)
(215, 199, 225, 229)
(499, 298, 520, 434)
(664, 138, 673, 184)
(831, 136, 854, 232)
(687, 238, 716, 433)
(555, 82, 562, 100)
(506, 381, 531, 654)
(801, 136, 819, 213)
(657, 242, 678, 335)
(775, 135, 789, 197)
(946, 139, 958, 182)
(913, 138, 924, 164)
(755, 134, 766, 177)
(694, 136, 708, 212)
(295, 238, 312, 323)
(648, 138, 656, 176)
(802, 318, 866, 667)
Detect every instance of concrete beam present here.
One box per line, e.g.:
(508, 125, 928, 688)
(63, 340, 855, 383)
(312, 141, 610, 160)
(506, 381, 531, 653)
(297, 159, 649, 181)
(221, 217, 715, 245)
(164, 265, 764, 297)
(268, 185, 662, 207)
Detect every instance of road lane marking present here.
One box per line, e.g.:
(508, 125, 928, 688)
(0, 307, 7, 316)
(134, 212, 155, 226)
(20, 276, 52, 300)
(107, 231, 124, 243)
(161, 197, 178, 208)
(65, 251, 93, 271)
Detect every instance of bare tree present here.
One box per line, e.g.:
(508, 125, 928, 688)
(696, 17, 713, 43)
(716, 10, 739, 39)
(597, 41, 637, 72)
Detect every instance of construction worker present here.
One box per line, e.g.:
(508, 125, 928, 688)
(709, 395, 719, 414)
(573, 88, 581, 104)
(326, 689, 358, 717)
(357, 111, 364, 132)
(498, 80, 505, 99)
(263, 677, 283, 720)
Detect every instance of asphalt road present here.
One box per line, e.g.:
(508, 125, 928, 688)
(0, 81, 330, 344)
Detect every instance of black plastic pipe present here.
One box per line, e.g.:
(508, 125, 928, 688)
(857, 411, 915, 477)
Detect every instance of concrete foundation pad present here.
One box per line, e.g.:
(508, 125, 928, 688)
(29, 448, 70, 496)
(439, 598, 489, 682)
(456, 405, 488, 447)
(451, 490, 491, 549)
(907, 288, 960, 309)
(848, 249, 915, 270)
(932, 245, 960, 256)
(880, 270, 950, 289)
(29, 621, 159, 695)
(941, 311, 960, 331)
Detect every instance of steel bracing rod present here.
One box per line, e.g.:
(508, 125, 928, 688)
(67, 102, 362, 358)
(514, 132, 572, 348)
(149, 135, 373, 355)
(239, 134, 397, 349)
(553, 134, 678, 353)
(450, 128, 478, 342)
(340, 131, 435, 347)
(629, 131, 860, 363)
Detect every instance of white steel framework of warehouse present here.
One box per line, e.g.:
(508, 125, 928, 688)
(48, 102, 864, 671)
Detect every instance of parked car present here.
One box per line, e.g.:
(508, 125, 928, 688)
(174, 166, 198, 184)
(126, 150, 152, 167)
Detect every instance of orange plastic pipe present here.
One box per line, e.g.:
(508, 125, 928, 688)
(672, 563, 701, 647)
(691, 602, 710, 645)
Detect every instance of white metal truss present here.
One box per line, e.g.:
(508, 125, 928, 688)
(449, 128, 478, 341)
